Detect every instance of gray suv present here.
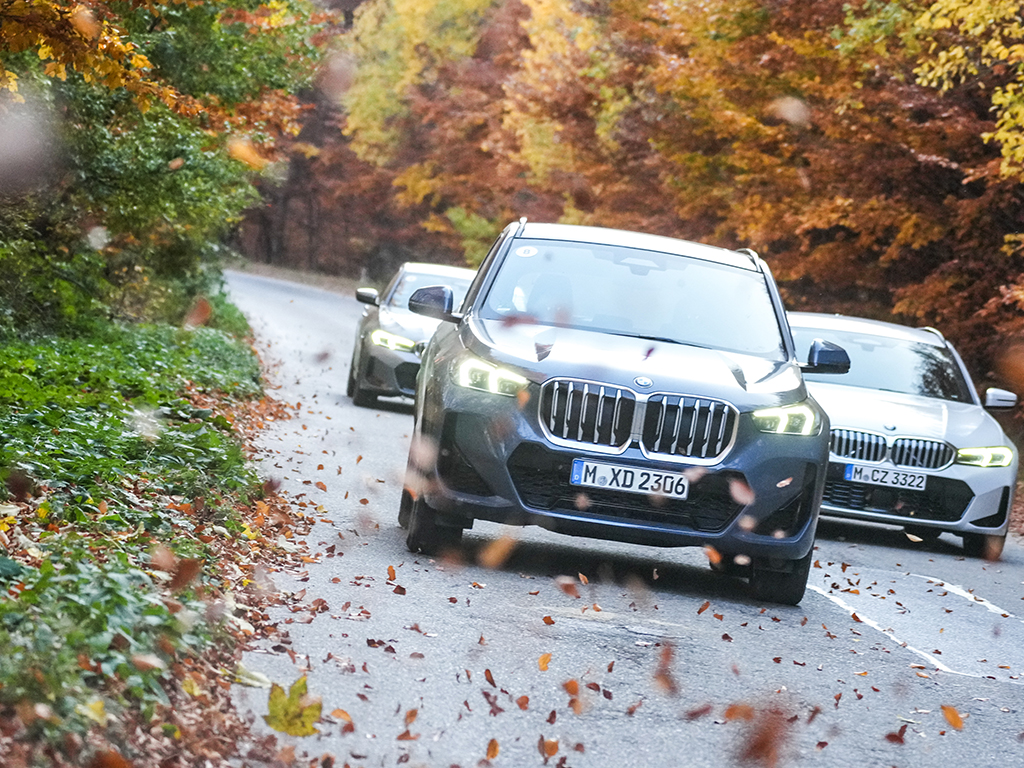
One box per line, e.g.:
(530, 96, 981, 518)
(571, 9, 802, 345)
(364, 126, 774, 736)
(400, 221, 849, 604)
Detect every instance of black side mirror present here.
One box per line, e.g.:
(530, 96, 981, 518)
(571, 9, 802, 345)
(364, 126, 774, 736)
(801, 338, 850, 374)
(985, 387, 1018, 410)
(408, 285, 461, 322)
(356, 287, 380, 306)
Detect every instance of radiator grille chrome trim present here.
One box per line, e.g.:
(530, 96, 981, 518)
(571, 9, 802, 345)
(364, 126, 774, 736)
(538, 378, 738, 465)
(829, 428, 955, 471)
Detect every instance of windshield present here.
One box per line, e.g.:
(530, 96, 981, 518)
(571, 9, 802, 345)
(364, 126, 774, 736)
(388, 269, 473, 311)
(792, 326, 973, 403)
(479, 239, 786, 360)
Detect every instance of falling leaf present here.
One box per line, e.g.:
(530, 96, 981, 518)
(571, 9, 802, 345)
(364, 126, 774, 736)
(331, 709, 352, 723)
(487, 738, 500, 759)
(264, 676, 322, 737)
(547, 709, 557, 724)
(485, 669, 496, 687)
(516, 695, 529, 710)
(539, 653, 552, 671)
(168, 558, 202, 591)
(738, 706, 793, 768)
(540, 736, 559, 757)
(388, 565, 396, 581)
(885, 724, 908, 744)
(725, 703, 755, 721)
(563, 679, 579, 696)
(315, 481, 327, 492)
(396, 730, 419, 741)
(697, 600, 711, 615)
(686, 703, 713, 720)
(704, 546, 722, 566)
(722, 633, 733, 642)
(543, 616, 555, 625)
(578, 572, 589, 585)
(942, 705, 964, 730)
(729, 478, 756, 505)
(227, 137, 268, 170)
(479, 534, 518, 569)
(626, 700, 643, 716)
(555, 575, 581, 598)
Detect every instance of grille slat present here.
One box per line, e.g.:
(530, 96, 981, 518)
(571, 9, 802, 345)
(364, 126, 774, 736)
(830, 429, 954, 470)
(641, 395, 737, 461)
(830, 429, 886, 462)
(541, 380, 636, 450)
(892, 437, 953, 470)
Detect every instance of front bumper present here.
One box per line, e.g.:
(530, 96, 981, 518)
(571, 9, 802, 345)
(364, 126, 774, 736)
(820, 460, 1014, 534)
(417, 383, 829, 560)
(361, 345, 420, 397)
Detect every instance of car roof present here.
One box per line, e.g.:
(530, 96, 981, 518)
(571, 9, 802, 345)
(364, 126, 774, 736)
(518, 222, 757, 271)
(400, 262, 476, 279)
(788, 311, 946, 348)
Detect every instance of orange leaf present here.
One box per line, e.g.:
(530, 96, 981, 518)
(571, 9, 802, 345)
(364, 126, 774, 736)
(941, 705, 963, 730)
(578, 572, 589, 585)
(543, 616, 555, 625)
(485, 669, 496, 687)
(168, 558, 201, 591)
(315, 481, 327, 492)
(387, 565, 396, 581)
(542, 737, 559, 757)
(487, 738, 499, 759)
(516, 695, 529, 710)
(538, 653, 552, 671)
(724, 703, 755, 721)
(396, 729, 418, 741)
(405, 708, 418, 726)
(331, 709, 351, 723)
(697, 600, 711, 615)
(851, 612, 863, 623)
(563, 679, 579, 696)
(478, 534, 518, 568)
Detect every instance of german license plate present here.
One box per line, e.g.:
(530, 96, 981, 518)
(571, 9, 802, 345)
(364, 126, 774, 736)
(570, 459, 689, 500)
(844, 464, 926, 490)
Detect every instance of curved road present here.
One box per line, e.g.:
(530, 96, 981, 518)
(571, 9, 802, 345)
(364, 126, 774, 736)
(226, 270, 1024, 768)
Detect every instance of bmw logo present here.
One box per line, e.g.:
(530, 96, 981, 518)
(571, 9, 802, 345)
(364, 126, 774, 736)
(634, 376, 653, 389)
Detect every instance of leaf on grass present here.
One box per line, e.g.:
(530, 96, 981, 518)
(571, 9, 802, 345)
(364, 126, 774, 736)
(941, 704, 964, 730)
(487, 738, 500, 759)
(539, 653, 552, 671)
(264, 676, 322, 737)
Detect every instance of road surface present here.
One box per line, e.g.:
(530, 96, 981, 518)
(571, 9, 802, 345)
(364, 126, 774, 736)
(226, 269, 1024, 768)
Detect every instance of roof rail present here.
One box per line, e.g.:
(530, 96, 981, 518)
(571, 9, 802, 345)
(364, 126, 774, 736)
(922, 326, 945, 341)
(515, 216, 528, 237)
(736, 247, 760, 267)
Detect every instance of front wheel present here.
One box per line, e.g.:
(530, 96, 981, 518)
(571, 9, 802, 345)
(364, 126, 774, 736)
(348, 343, 377, 407)
(961, 532, 1006, 560)
(406, 495, 462, 556)
(749, 550, 813, 605)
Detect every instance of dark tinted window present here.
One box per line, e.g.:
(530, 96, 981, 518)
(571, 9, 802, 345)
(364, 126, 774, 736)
(792, 327, 973, 403)
(480, 239, 786, 360)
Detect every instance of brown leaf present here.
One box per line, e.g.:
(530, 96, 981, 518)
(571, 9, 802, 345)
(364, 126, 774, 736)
(487, 738, 500, 759)
(626, 700, 643, 716)
(547, 709, 557, 724)
(485, 669, 496, 687)
(540, 737, 559, 757)
(539, 653, 552, 671)
(89, 749, 133, 768)
(724, 703, 755, 721)
(168, 558, 202, 591)
(697, 600, 711, 615)
(685, 703, 713, 721)
(722, 633, 733, 642)
(738, 707, 793, 768)
(404, 708, 418, 726)
(315, 481, 327, 492)
(396, 730, 418, 741)
(543, 616, 555, 625)
(331, 709, 351, 723)
(555, 575, 580, 598)
(941, 704, 964, 730)
(885, 724, 908, 744)
(516, 695, 529, 710)
(393, 585, 406, 595)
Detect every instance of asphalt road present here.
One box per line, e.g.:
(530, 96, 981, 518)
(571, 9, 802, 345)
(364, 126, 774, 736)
(225, 269, 1024, 768)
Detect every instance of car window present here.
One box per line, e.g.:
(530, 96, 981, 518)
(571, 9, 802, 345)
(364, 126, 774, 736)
(792, 327, 973, 402)
(479, 239, 787, 360)
(388, 270, 473, 310)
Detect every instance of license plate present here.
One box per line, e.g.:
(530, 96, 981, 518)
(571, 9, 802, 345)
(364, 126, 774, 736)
(843, 464, 927, 490)
(570, 459, 689, 500)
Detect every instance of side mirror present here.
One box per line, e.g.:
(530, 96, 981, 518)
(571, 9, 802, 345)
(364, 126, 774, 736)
(355, 287, 380, 306)
(985, 387, 1018, 410)
(800, 338, 850, 374)
(408, 285, 460, 322)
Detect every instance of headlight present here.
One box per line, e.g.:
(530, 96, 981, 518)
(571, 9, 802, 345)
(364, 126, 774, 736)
(956, 446, 1014, 467)
(371, 329, 416, 352)
(455, 356, 528, 396)
(752, 402, 820, 436)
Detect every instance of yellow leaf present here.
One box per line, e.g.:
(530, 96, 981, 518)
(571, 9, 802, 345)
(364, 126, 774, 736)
(76, 699, 108, 726)
(538, 652, 552, 671)
(941, 704, 964, 730)
(264, 676, 321, 736)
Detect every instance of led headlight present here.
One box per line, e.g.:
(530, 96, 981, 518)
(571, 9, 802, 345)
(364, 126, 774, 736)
(456, 356, 528, 396)
(371, 329, 416, 352)
(751, 402, 820, 436)
(956, 446, 1014, 467)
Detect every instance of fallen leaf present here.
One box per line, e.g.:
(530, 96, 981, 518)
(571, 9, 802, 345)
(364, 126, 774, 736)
(485, 669, 496, 687)
(563, 679, 579, 696)
(942, 704, 964, 730)
(331, 709, 352, 723)
(315, 481, 327, 492)
(516, 695, 529, 710)
(487, 738, 499, 759)
(697, 600, 711, 615)
(555, 575, 580, 598)
(724, 703, 755, 721)
(539, 653, 552, 671)
(405, 708, 418, 726)
(263, 676, 321, 737)
(543, 616, 555, 625)
(578, 572, 589, 585)
(388, 565, 396, 581)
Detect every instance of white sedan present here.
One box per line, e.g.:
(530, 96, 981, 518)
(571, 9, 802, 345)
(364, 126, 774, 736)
(790, 312, 1018, 559)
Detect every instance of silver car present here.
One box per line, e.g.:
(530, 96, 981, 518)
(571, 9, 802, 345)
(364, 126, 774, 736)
(348, 262, 476, 406)
(789, 312, 1018, 558)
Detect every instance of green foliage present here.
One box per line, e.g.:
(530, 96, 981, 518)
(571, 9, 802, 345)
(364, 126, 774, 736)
(0, 317, 263, 746)
(446, 207, 501, 266)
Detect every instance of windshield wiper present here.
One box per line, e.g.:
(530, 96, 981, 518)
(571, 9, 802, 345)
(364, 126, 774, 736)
(605, 332, 712, 350)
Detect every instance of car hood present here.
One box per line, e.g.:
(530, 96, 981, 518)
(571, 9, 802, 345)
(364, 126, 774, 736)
(464, 317, 806, 409)
(379, 307, 441, 343)
(806, 381, 1009, 447)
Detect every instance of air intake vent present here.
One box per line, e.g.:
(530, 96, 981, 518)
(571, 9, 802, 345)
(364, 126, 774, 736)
(830, 429, 887, 463)
(641, 395, 737, 460)
(891, 438, 954, 470)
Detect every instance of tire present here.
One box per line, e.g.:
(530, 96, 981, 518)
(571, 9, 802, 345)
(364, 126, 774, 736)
(904, 525, 942, 543)
(961, 532, 1006, 560)
(348, 343, 377, 407)
(398, 488, 412, 529)
(406, 495, 462, 555)
(749, 550, 813, 605)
